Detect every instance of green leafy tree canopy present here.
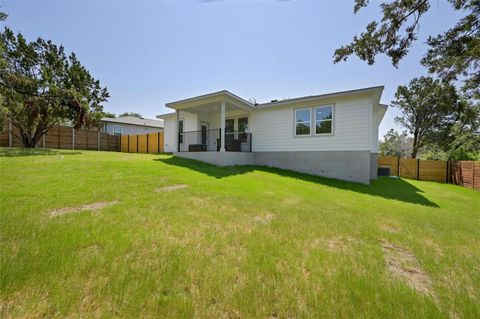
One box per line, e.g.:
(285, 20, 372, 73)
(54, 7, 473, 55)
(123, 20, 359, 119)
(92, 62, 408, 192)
(334, 0, 480, 98)
(102, 112, 116, 118)
(378, 128, 413, 157)
(391, 76, 466, 158)
(118, 112, 142, 118)
(0, 27, 109, 147)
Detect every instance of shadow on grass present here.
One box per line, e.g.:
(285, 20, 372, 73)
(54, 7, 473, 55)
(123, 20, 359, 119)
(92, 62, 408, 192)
(156, 156, 438, 207)
(0, 148, 83, 157)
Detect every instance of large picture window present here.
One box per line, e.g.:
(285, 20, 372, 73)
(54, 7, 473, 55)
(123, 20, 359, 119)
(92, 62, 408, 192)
(295, 108, 311, 136)
(315, 106, 333, 134)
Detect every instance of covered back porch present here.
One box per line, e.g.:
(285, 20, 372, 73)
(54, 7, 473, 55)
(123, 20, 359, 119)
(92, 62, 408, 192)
(166, 91, 254, 153)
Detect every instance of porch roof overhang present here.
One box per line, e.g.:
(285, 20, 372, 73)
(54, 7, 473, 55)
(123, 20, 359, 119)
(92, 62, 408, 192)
(165, 90, 255, 113)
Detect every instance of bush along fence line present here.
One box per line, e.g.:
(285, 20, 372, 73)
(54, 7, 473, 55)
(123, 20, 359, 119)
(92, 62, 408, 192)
(120, 132, 164, 154)
(378, 156, 480, 191)
(0, 121, 120, 152)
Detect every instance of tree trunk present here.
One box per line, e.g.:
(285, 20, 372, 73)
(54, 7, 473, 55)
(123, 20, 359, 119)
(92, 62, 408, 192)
(411, 132, 419, 158)
(12, 122, 44, 148)
(20, 134, 42, 148)
(10, 117, 56, 149)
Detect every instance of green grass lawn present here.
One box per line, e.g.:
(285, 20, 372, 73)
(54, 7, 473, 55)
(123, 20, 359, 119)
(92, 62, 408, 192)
(1, 148, 479, 318)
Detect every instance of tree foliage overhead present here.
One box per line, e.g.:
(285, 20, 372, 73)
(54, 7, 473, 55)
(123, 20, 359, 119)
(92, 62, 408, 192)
(334, 0, 431, 67)
(0, 28, 109, 147)
(102, 112, 116, 118)
(392, 76, 474, 158)
(421, 0, 480, 99)
(334, 0, 480, 97)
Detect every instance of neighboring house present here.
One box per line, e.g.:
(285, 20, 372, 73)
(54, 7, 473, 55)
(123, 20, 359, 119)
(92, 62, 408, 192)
(101, 116, 164, 136)
(157, 86, 387, 184)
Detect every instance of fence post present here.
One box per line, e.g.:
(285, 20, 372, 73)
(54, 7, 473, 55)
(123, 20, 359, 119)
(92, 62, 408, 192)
(42, 134, 46, 148)
(446, 160, 450, 183)
(397, 157, 400, 177)
(72, 127, 75, 150)
(158, 132, 160, 153)
(97, 130, 100, 151)
(416, 159, 420, 180)
(8, 119, 12, 147)
(146, 133, 149, 153)
(473, 162, 476, 190)
(137, 135, 139, 153)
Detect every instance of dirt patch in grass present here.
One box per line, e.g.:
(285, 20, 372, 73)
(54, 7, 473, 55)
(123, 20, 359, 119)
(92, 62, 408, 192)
(306, 236, 360, 255)
(155, 184, 187, 192)
(325, 236, 358, 253)
(381, 239, 434, 296)
(49, 201, 118, 217)
(379, 223, 401, 233)
(253, 213, 276, 224)
(327, 238, 349, 252)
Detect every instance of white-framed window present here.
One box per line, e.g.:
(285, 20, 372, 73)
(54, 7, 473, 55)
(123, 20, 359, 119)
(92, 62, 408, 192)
(113, 125, 123, 136)
(294, 108, 311, 136)
(314, 105, 333, 134)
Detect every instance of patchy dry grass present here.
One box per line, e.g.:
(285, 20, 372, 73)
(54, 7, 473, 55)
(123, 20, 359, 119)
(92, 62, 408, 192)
(1, 148, 479, 318)
(381, 239, 434, 296)
(155, 184, 187, 192)
(49, 201, 119, 217)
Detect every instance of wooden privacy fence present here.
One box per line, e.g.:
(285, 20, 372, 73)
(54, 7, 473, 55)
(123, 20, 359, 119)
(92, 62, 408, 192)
(451, 161, 480, 191)
(378, 156, 479, 190)
(120, 132, 164, 154)
(0, 123, 120, 152)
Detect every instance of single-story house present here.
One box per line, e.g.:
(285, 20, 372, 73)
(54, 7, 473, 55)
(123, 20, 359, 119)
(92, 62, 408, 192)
(157, 86, 387, 184)
(101, 116, 164, 136)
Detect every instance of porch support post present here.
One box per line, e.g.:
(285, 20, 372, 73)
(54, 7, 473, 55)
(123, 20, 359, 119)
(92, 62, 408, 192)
(220, 101, 226, 152)
(175, 109, 180, 152)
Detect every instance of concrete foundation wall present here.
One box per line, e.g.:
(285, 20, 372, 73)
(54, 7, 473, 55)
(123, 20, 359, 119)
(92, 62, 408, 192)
(174, 152, 255, 166)
(175, 150, 372, 184)
(370, 153, 378, 180)
(254, 151, 371, 184)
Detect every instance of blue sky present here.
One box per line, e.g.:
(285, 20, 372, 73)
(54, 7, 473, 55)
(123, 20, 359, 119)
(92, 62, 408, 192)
(1, 0, 463, 138)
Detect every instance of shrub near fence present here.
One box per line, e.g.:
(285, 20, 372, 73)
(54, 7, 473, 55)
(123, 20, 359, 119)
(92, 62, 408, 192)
(378, 156, 479, 191)
(121, 132, 164, 154)
(0, 122, 120, 152)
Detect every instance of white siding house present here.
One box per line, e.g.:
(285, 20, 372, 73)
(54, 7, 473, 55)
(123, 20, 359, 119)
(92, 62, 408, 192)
(250, 96, 373, 152)
(101, 116, 164, 136)
(157, 87, 387, 184)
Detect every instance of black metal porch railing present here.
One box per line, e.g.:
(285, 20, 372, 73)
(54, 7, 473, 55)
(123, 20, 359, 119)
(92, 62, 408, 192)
(178, 129, 252, 152)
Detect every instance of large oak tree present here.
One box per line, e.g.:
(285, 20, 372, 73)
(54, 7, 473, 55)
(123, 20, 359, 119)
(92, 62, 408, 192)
(392, 76, 472, 158)
(0, 27, 109, 147)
